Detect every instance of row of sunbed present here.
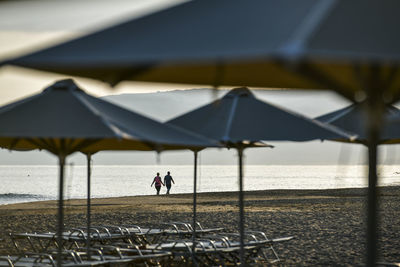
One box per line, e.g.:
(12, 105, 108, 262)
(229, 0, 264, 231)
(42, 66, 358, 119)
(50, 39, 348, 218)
(1, 222, 294, 266)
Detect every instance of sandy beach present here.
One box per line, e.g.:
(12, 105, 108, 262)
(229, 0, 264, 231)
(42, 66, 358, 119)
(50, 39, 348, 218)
(0, 186, 399, 265)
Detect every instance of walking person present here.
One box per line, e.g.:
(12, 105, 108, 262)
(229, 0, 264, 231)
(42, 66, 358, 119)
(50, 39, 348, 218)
(151, 172, 164, 195)
(164, 171, 175, 195)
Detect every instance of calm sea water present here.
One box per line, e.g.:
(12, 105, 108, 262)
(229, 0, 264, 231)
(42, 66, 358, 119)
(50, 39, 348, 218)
(1, 165, 400, 205)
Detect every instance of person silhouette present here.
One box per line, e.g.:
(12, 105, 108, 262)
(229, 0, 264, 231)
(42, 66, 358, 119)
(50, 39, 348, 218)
(151, 172, 164, 195)
(163, 171, 175, 195)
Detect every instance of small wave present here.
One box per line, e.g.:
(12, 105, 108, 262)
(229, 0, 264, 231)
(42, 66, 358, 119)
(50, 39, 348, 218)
(0, 193, 44, 199)
(0, 193, 52, 205)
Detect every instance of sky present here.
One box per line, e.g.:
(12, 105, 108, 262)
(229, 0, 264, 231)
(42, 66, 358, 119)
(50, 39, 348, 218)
(0, 0, 399, 166)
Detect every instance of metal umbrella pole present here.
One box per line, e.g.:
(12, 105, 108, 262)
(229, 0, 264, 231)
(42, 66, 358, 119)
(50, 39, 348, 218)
(56, 154, 66, 267)
(192, 150, 199, 266)
(365, 68, 383, 267)
(238, 146, 245, 266)
(86, 153, 92, 258)
(367, 136, 379, 266)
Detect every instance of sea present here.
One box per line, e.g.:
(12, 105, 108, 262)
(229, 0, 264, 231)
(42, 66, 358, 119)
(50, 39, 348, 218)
(1, 164, 400, 206)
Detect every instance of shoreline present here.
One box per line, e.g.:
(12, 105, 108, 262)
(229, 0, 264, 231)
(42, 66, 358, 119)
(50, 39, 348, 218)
(1, 186, 399, 265)
(0, 185, 397, 209)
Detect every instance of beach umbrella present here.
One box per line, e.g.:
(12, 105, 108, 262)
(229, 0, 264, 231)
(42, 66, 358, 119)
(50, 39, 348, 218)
(189, 140, 271, 266)
(167, 87, 354, 264)
(0, 79, 217, 266)
(315, 103, 400, 145)
(315, 103, 400, 265)
(2, 0, 399, 101)
(3, 1, 399, 264)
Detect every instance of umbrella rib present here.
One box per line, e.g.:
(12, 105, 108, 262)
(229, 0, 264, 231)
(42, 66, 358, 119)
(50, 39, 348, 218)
(63, 138, 75, 155)
(294, 61, 356, 100)
(383, 66, 400, 103)
(383, 66, 399, 89)
(40, 138, 57, 152)
(26, 138, 57, 155)
(353, 63, 375, 98)
(8, 138, 21, 150)
(65, 138, 89, 155)
(0, 92, 44, 115)
(222, 97, 239, 142)
(143, 140, 162, 151)
(49, 138, 63, 154)
(323, 106, 355, 124)
(59, 138, 67, 156)
(213, 61, 225, 88)
(70, 139, 102, 153)
(280, 0, 336, 55)
(60, 139, 68, 156)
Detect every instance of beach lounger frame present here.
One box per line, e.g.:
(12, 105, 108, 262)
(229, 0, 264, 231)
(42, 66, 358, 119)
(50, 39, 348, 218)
(2, 246, 172, 267)
(211, 230, 294, 263)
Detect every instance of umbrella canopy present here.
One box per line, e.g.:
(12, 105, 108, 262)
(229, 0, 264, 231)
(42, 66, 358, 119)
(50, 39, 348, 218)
(168, 87, 354, 143)
(0, 79, 217, 152)
(315, 103, 400, 145)
(167, 87, 354, 264)
(3, 0, 400, 102)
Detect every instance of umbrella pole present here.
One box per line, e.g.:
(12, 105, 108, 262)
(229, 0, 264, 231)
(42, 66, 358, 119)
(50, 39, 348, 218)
(86, 154, 92, 258)
(238, 147, 245, 266)
(57, 154, 66, 267)
(192, 151, 198, 266)
(365, 68, 383, 267)
(366, 103, 382, 266)
(367, 141, 378, 267)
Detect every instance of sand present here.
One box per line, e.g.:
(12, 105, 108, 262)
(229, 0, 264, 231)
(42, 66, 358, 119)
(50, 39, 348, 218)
(0, 186, 399, 265)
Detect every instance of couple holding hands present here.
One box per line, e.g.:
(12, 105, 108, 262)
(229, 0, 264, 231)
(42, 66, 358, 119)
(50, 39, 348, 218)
(151, 171, 175, 195)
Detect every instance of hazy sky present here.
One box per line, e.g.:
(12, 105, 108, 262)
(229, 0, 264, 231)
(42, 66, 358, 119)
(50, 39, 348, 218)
(0, 0, 398, 166)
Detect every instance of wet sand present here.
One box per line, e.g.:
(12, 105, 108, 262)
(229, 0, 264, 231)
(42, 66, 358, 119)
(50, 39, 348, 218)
(0, 186, 399, 265)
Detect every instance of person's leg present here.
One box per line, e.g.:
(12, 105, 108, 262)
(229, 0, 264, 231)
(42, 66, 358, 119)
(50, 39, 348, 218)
(156, 186, 160, 195)
(166, 185, 171, 194)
